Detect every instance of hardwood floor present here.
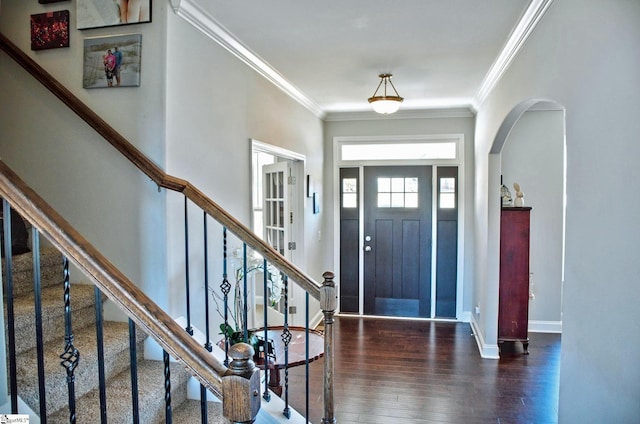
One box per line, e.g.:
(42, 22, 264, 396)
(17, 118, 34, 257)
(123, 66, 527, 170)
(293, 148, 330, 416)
(287, 316, 560, 424)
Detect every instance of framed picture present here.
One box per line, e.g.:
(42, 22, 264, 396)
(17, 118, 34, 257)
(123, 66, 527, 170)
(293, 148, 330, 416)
(83, 34, 142, 89)
(306, 175, 313, 198)
(313, 192, 320, 214)
(77, 0, 151, 30)
(30, 10, 69, 51)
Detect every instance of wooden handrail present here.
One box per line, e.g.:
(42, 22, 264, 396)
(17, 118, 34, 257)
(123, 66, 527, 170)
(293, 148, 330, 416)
(0, 31, 322, 300)
(0, 160, 226, 397)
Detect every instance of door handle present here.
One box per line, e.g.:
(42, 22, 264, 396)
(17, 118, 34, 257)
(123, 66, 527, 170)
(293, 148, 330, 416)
(364, 246, 372, 252)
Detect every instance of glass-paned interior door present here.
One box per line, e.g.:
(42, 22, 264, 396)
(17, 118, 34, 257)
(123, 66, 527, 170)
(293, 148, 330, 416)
(263, 161, 290, 316)
(263, 161, 289, 257)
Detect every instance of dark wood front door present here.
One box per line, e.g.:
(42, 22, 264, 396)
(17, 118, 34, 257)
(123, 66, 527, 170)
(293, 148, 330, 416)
(363, 166, 432, 317)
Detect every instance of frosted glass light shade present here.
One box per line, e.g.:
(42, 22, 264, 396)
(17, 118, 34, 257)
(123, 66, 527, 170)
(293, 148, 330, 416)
(369, 97, 403, 114)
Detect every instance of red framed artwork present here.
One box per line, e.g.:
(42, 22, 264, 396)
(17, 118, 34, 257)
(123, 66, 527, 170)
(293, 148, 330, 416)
(30, 10, 70, 51)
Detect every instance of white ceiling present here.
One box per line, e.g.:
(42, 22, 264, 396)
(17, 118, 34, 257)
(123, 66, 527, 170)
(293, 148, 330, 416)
(179, 0, 539, 117)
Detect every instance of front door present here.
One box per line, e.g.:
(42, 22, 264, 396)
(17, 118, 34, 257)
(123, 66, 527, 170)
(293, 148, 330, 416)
(363, 166, 432, 317)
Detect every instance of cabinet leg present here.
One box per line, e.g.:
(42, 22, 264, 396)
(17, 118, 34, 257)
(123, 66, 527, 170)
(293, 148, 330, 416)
(523, 341, 529, 355)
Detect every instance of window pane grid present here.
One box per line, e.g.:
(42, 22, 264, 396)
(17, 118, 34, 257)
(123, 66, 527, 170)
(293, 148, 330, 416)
(342, 178, 358, 209)
(439, 177, 456, 209)
(377, 177, 419, 208)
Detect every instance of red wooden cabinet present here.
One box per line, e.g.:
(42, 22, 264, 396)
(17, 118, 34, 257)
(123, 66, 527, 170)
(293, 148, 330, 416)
(498, 207, 532, 354)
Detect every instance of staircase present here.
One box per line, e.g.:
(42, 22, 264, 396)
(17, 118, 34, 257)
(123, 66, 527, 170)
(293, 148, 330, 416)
(1, 30, 337, 423)
(4, 247, 226, 423)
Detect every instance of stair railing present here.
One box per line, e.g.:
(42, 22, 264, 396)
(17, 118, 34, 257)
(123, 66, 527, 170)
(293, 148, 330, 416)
(1, 161, 263, 423)
(1, 31, 336, 423)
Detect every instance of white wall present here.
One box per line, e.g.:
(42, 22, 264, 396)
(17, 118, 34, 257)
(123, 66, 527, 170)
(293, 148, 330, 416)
(164, 10, 325, 334)
(323, 113, 476, 316)
(0, 1, 170, 306)
(473, 0, 640, 421)
(0, 1, 326, 347)
(501, 109, 564, 325)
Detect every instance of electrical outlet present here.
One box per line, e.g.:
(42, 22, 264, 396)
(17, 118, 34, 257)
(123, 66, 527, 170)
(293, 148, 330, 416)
(475, 305, 480, 315)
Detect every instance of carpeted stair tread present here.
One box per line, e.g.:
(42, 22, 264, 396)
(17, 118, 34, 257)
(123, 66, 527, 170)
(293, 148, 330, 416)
(16, 320, 147, 416)
(46, 359, 191, 424)
(170, 398, 226, 424)
(5, 249, 224, 422)
(3, 247, 63, 297)
(6, 283, 100, 354)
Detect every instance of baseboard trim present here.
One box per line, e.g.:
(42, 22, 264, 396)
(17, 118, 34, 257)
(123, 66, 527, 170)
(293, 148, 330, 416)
(529, 320, 562, 333)
(470, 314, 500, 359)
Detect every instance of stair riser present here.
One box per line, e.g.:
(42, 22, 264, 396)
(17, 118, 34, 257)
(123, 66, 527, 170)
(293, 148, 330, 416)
(4, 265, 63, 298)
(3, 249, 63, 297)
(8, 297, 98, 356)
(18, 337, 146, 416)
(45, 361, 190, 424)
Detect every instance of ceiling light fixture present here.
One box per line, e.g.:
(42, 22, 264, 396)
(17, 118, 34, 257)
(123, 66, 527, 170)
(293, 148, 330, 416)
(368, 73, 403, 114)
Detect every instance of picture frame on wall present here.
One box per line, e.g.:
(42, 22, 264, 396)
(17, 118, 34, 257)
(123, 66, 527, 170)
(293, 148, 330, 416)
(306, 174, 313, 198)
(313, 192, 320, 214)
(77, 0, 151, 30)
(83, 34, 142, 89)
(30, 10, 69, 51)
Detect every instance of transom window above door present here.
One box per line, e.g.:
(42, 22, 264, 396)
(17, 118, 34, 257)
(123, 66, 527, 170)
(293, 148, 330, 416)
(341, 142, 456, 161)
(377, 177, 418, 208)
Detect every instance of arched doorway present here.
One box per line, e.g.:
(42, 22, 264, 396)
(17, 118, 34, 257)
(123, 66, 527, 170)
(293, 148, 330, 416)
(489, 98, 566, 347)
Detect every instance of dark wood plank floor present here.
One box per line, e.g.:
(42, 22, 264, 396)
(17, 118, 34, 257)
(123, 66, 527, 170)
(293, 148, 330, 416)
(287, 316, 560, 424)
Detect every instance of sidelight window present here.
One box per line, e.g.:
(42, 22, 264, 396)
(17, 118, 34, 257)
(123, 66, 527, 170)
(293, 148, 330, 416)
(439, 177, 456, 209)
(342, 178, 358, 208)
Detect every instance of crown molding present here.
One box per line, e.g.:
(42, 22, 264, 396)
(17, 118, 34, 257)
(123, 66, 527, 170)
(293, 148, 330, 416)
(473, 0, 555, 109)
(172, 0, 325, 119)
(172, 0, 552, 120)
(324, 107, 475, 122)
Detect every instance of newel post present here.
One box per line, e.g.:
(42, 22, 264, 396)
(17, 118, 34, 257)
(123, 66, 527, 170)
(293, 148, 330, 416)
(222, 343, 261, 424)
(320, 271, 337, 424)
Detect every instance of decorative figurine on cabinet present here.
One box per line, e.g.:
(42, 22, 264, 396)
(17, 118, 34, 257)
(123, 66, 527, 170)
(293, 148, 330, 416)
(501, 183, 513, 206)
(513, 182, 524, 207)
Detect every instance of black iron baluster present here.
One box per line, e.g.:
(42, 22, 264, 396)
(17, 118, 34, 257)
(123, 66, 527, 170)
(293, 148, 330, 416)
(221, 227, 231, 366)
(2, 200, 18, 414)
(203, 212, 212, 352)
(31, 228, 48, 422)
(129, 319, 140, 424)
(184, 196, 193, 335)
(200, 384, 207, 424)
(59, 256, 80, 424)
(281, 274, 291, 419)
(242, 243, 248, 342)
(305, 291, 310, 422)
(94, 286, 107, 423)
(262, 259, 271, 402)
(164, 350, 172, 424)
(201, 215, 210, 424)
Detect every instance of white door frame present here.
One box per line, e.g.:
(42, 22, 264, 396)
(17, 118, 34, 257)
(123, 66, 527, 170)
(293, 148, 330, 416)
(251, 139, 306, 325)
(333, 134, 466, 320)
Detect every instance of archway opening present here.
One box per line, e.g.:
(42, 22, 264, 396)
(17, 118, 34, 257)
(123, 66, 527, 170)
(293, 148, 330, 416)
(489, 98, 566, 341)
